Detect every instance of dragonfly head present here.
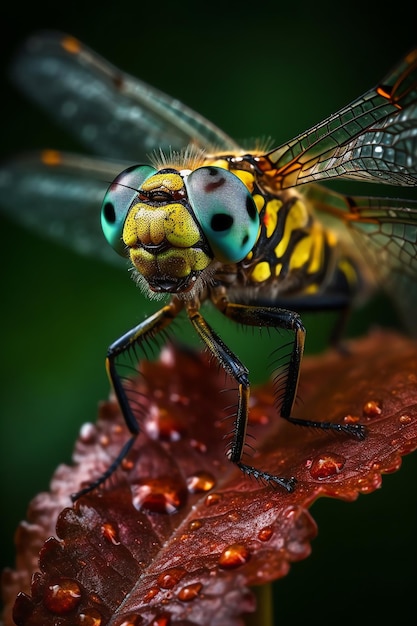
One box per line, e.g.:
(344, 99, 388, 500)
(101, 164, 259, 297)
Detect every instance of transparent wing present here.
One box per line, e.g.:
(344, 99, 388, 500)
(0, 150, 129, 266)
(10, 31, 239, 161)
(263, 49, 417, 189)
(303, 185, 417, 333)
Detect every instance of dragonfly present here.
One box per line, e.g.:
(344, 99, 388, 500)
(1, 32, 416, 500)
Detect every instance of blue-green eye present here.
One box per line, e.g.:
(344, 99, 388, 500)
(101, 164, 157, 255)
(184, 166, 259, 263)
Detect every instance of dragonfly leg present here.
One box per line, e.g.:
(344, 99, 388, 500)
(72, 300, 182, 501)
(213, 295, 366, 468)
(187, 303, 296, 491)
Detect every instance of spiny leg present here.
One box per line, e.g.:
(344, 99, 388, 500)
(72, 299, 182, 501)
(186, 303, 296, 492)
(212, 295, 366, 470)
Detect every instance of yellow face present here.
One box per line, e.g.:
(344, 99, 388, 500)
(123, 172, 212, 294)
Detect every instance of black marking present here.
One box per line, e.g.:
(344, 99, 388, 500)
(211, 213, 233, 232)
(242, 234, 249, 246)
(246, 194, 257, 221)
(103, 201, 116, 224)
(158, 167, 180, 174)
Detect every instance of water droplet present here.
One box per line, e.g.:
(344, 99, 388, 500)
(157, 567, 186, 589)
(79, 422, 96, 443)
(258, 526, 273, 542)
(248, 405, 269, 425)
(178, 582, 203, 602)
(188, 520, 202, 531)
(151, 614, 171, 626)
(143, 587, 159, 603)
(146, 406, 186, 441)
(170, 392, 190, 406)
(205, 492, 222, 507)
(190, 439, 207, 453)
(44, 579, 82, 614)
(400, 414, 412, 425)
(160, 346, 175, 365)
(186, 471, 216, 493)
(99, 434, 110, 447)
(122, 458, 135, 471)
(101, 522, 120, 545)
(362, 400, 382, 417)
(218, 543, 250, 569)
(78, 609, 102, 625)
(132, 477, 187, 514)
(309, 453, 345, 480)
(343, 414, 360, 424)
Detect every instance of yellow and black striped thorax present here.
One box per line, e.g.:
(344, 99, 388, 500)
(209, 154, 361, 301)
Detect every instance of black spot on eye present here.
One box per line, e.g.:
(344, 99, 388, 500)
(211, 213, 234, 231)
(242, 234, 249, 246)
(246, 195, 257, 220)
(103, 201, 116, 224)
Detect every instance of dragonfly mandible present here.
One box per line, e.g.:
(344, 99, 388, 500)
(1, 32, 416, 499)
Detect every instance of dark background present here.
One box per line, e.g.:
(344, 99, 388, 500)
(1, 1, 416, 623)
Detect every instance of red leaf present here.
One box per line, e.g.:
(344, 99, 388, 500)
(2, 330, 417, 625)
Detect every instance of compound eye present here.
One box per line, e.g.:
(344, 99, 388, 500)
(101, 164, 156, 255)
(185, 166, 259, 263)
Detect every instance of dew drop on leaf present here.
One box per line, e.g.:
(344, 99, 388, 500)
(43, 578, 82, 614)
(150, 612, 171, 626)
(79, 422, 96, 443)
(190, 438, 207, 453)
(157, 567, 187, 589)
(258, 526, 274, 542)
(362, 400, 382, 417)
(143, 587, 160, 603)
(218, 543, 250, 569)
(122, 458, 135, 471)
(188, 519, 202, 531)
(309, 453, 346, 480)
(178, 582, 203, 602)
(186, 471, 216, 493)
(400, 414, 412, 425)
(204, 492, 222, 506)
(132, 477, 187, 514)
(78, 608, 103, 625)
(169, 391, 190, 406)
(99, 434, 110, 447)
(145, 406, 186, 441)
(343, 414, 360, 424)
(101, 522, 120, 545)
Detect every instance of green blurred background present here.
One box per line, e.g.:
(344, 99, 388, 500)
(1, 1, 416, 623)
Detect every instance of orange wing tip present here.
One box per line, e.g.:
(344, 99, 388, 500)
(61, 35, 82, 55)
